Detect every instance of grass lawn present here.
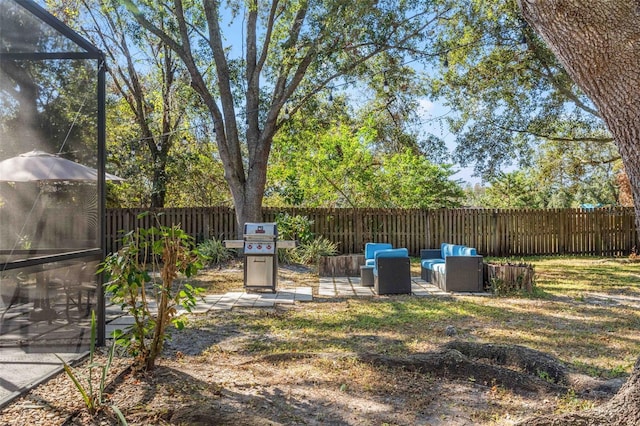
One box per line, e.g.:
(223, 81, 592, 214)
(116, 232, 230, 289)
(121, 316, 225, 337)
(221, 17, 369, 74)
(196, 256, 640, 380)
(10, 256, 636, 425)
(182, 256, 640, 423)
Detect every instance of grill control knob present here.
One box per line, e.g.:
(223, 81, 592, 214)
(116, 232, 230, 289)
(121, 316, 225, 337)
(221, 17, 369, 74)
(247, 244, 253, 249)
(257, 244, 262, 250)
(267, 244, 272, 250)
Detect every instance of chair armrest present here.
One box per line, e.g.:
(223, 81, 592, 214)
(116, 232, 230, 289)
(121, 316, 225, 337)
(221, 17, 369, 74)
(444, 255, 483, 269)
(443, 255, 484, 292)
(420, 249, 441, 260)
(375, 256, 411, 295)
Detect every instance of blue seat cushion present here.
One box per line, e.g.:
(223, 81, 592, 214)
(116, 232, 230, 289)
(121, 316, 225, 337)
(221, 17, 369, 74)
(432, 263, 446, 274)
(421, 258, 445, 270)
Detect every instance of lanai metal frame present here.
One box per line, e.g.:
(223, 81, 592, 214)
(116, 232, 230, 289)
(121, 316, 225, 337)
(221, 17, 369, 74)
(0, 0, 106, 344)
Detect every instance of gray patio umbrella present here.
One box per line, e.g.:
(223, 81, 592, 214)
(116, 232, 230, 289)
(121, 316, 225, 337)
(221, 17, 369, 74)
(0, 150, 123, 182)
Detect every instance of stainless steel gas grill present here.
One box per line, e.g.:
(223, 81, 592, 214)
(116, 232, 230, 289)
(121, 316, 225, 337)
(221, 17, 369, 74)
(224, 222, 296, 292)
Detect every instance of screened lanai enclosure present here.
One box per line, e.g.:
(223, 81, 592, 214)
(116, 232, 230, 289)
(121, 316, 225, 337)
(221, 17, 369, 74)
(0, 0, 106, 359)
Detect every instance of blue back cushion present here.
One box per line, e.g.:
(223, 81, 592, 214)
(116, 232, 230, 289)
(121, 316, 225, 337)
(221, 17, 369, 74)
(463, 247, 477, 255)
(375, 247, 408, 259)
(373, 248, 408, 275)
(452, 245, 467, 256)
(365, 243, 393, 259)
(441, 243, 477, 257)
(441, 243, 458, 257)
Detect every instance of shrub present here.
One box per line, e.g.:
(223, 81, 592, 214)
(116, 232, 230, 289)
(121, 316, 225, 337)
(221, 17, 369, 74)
(197, 237, 235, 267)
(100, 212, 204, 372)
(294, 237, 339, 265)
(272, 214, 338, 265)
(275, 213, 314, 244)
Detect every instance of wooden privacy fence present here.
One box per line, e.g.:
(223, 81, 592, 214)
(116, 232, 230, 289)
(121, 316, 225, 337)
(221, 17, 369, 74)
(105, 207, 638, 257)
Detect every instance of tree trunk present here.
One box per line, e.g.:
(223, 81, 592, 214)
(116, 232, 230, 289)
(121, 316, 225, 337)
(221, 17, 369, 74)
(150, 158, 168, 208)
(225, 142, 268, 238)
(518, 1, 640, 423)
(229, 186, 265, 236)
(518, 0, 640, 233)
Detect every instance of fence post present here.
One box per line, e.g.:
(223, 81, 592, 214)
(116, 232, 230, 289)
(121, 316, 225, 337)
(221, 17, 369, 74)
(595, 209, 602, 256)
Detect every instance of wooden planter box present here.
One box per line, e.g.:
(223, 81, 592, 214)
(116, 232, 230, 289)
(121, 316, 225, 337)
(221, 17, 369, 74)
(484, 262, 535, 294)
(318, 254, 365, 277)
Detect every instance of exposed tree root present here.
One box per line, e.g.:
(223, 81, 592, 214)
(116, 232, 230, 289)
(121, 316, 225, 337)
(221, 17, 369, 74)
(358, 347, 566, 395)
(260, 341, 623, 397)
(258, 340, 638, 424)
(443, 341, 568, 385)
(519, 356, 640, 426)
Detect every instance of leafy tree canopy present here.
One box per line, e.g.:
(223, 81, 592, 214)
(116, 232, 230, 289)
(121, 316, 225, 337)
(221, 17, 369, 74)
(115, 0, 455, 228)
(426, 0, 618, 181)
(267, 111, 464, 208)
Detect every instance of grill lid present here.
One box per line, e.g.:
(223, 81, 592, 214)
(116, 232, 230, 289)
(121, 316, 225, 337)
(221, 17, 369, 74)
(243, 222, 277, 239)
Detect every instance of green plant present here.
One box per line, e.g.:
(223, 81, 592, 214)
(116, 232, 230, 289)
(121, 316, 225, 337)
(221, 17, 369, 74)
(293, 237, 339, 265)
(197, 237, 235, 267)
(275, 213, 314, 244)
(488, 277, 509, 296)
(536, 369, 554, 383)
(274, 214, 316, 264)
(17, 234, 31, 250)
(55, 311, 126, 424)
(277, 245, 296, 265)
(100, 212, 204, 371)
(556, 388, 595, 413)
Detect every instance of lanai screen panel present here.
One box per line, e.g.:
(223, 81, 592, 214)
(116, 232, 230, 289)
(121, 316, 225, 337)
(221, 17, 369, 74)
(0, 0, 106, 350)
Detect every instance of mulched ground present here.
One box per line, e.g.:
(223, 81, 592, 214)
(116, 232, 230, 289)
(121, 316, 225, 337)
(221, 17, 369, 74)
(0, 260, 632, 425)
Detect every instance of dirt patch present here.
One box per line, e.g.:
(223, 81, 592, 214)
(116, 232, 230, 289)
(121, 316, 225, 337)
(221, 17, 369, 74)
(0, 308, 617, 426)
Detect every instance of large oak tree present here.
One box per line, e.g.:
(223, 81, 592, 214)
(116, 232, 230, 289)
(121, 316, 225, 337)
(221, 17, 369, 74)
(427, 0, 622, 200)
(514, 1, 640, 424)
(121, 0, 448, 233)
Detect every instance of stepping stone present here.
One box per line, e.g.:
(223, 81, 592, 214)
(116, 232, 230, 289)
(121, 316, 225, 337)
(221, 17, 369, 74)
(259, 293, 278, 300)
(211, 303, 233, 310)
(191, 304, 213, 313)
(235, 298, 256, 307)
(275, 292, 295, 304)
(293, 287, 313, 302)
(253, 299, 276, 307)
(109, 315, 135, 325)
(354, 287, 375, 296)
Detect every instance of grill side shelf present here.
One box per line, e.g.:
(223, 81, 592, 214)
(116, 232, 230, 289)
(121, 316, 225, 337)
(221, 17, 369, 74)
(223, 240, 244, 249)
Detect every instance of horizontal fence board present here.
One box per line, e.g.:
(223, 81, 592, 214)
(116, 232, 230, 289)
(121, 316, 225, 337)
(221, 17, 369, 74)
(104, 207, 639, 258)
